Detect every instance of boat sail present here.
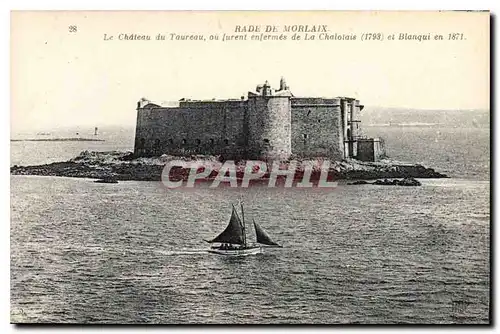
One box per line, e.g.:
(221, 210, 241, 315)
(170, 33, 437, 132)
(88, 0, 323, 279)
(253, 220, 282, 248)
(206, 206, 245, 245)
(206, 203, 282, 256)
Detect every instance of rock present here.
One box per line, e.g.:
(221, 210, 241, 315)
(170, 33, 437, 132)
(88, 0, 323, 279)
(373, 179, 390, 185)
(119, 152, 135, 161)
(373, 177, 421, 186)
(397, 177, 422, 186)
(347, 180, 370, 185)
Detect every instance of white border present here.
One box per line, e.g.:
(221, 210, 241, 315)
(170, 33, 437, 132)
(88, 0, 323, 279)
(2, 1, 497, 333)
(2, 0, 498, 11)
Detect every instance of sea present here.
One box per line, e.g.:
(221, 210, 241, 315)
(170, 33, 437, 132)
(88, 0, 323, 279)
(10, 123, 490, 324)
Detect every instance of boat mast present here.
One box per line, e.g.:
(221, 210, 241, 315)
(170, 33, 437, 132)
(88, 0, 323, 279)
(240, 201, 246, 246)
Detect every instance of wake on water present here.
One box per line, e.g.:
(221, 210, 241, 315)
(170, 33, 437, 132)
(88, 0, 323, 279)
(156, 249, 210, 256)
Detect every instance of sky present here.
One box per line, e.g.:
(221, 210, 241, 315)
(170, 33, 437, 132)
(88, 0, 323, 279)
(10, 11, 490, 131)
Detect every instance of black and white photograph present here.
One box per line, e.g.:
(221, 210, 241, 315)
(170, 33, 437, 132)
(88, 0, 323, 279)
(9, 10, 490, 324)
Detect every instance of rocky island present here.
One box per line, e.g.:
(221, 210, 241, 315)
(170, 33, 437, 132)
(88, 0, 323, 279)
(10, 80, 450, 184)
(10, 150, 447, 184)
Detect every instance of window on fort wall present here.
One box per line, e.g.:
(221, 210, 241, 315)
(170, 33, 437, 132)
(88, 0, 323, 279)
(154, 139, 161, 155)
(210, 139, 214, 145)
(263, 139, 270, 145)
(196, 139, 201, 145)
(182, 139, 187, 145)
(139, 138, 145, 148)
(224, 139, 229, 145)
(168, 139, 173, 145)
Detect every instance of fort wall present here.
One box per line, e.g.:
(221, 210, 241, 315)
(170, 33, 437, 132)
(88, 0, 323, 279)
(291, 98, 344, 160)
(356, 138, 386, 162)
(134, 101, 247, 157)
(133, 79, 378, 162)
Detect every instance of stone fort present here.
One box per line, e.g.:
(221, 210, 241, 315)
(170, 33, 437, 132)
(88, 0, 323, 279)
(134, 78, 384, 161)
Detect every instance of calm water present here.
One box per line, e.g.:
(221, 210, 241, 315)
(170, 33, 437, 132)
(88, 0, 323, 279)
(10, 125, 490, 324)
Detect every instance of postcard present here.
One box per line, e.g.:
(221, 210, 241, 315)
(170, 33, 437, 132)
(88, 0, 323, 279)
(10, 10, 490, 324)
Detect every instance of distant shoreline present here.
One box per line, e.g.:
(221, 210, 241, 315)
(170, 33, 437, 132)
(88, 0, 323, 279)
(11, 138, 105, 142)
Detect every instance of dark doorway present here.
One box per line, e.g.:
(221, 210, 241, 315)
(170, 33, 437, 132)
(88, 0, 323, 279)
(347, 128, 353, 158)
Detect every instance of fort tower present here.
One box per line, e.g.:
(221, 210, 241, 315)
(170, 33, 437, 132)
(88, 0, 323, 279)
(247, 80, 293, 160)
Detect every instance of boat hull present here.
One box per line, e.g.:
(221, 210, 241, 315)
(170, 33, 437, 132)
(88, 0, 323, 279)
(207, 246, 261, 256)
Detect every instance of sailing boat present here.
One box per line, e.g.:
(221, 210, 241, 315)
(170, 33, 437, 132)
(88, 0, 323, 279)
(206, 203, 282, 256)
